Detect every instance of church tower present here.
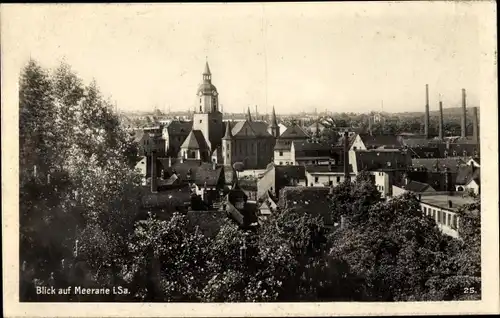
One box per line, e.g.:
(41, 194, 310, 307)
(192, 61, 223, 155)
(222, 121, 233, 165)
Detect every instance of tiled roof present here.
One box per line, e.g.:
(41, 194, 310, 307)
(193, 163, 223, 186)
(140, 186, 191, 210)
(166, 120, 192, 136)
(181, 130, 208, 150)
(455, 165, 480, 186)
(292, 141, 332, 158)
(404, 180, 435, 193)
(354, 150, 411, 171)
(249, 121, 273, 137)
(278, 187, 333, 225)
(358, 134, 402, 149)
(231, 121, 256, 138)
(411, 158, 465, 172)
(280, 123, 310, 139)
(305, 164, 353, 174)
(274, 139, 291, 151)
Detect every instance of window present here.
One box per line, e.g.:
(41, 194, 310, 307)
(337, 176, 341, 183)
(329, 180, 333, 186)
(438, 210, 442, 224)
(452, 215, 458, 229)
(432, 210, 436, 220)
(315, 177, 319, 183)
(199, 120, 202, 123)
(279, 162, 283, 165)
(279, 151, 283, 156)
(423, 206, 427, 213)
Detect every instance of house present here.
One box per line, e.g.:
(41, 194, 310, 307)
(304, 164, 354, 187)
(349, 149, 411, 175)
(267, 123, 288, 137)
(455, 164, 480, 194)
(350, 133, 402, 151)
(290, 141, 335, 165)
(418, 193, 476, 238)
(273, 122, 310, 165)
(306, 120, 327, 135)
(278, 187, 334, 227)
(238, 177, 258, 201)
(138, 131, 166, 157)
(257, 164, 307, 200)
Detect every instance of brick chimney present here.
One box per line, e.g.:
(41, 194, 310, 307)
(151, 151, 157, 193)
(472, 106, 479, 144)
(439, 100, 444, 139)
(461, 88, 467, 138)
(343, 131, 350, 181)
(424, 84, 430, 139)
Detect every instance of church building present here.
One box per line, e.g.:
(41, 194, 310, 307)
(178, 62, 277, 169)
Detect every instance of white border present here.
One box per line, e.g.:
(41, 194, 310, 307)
(2, 2, 498, 317)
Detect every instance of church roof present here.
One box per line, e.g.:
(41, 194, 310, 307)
(197, 82, 217, 95)
(231, 120, 273, 138)
(181, 130, 208, 150)
(271, 106, 278, 127)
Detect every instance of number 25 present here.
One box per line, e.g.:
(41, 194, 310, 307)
(464, 287, 476, 294)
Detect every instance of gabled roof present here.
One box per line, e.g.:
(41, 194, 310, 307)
(166, 120, 192, 136)
(404, 180, 435, 193)
(455, 165, 480, 186)
(140, 185, 191, 210)
(231, 120, 256, 138)
(274, 139, 291, 151)
(354, 150, 411, 171)
(193, 163, 223, 186)
(292, 141, 332, 158)
(279, 123, 310, 139)
(358, 133, 402, 149)
(278, 187, 333, 225)
(181, 129, 208, 150)
(249, 121, 273, 137)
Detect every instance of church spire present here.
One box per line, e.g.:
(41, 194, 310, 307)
(247, 106, 253, 122)
(203, 60, 211, 76)
(271, 106, 278, 127)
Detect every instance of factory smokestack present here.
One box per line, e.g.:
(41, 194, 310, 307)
(424, 84, 430, 139)
(461, 88, 467, 138)
(343, 131, 350, 181)
(472, 106, 479, 145)
(439, 99, 444, 139)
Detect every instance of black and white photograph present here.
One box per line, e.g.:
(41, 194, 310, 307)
(1, 2, 498, 317)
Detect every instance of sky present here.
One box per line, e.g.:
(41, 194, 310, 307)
(3, 3, 484, 114)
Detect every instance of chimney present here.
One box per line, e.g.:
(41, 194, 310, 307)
(151, 151, 157, 193)
(424, 84, 430, 139)
(439, 99, 444, 139)
(461, 88, 467, 138)
(343, 131, 350, 181)
(472, 106, 479, 144)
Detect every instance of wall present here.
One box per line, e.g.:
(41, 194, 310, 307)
(370, 171, 391, 198)
(305, 171, 348, 187)
(350, 135, 366, 151)
(420, 202, 460, 238)
(455, 180, 480, 195)
(274, 149, 292, 165)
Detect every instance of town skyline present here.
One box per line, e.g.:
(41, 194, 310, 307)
(6, 3, 481, 114)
